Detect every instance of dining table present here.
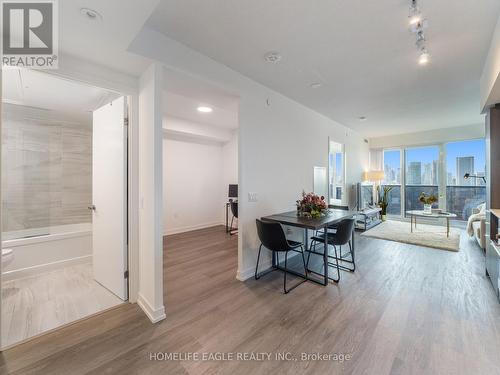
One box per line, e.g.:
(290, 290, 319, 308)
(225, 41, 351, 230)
(261, 209, 357, 286)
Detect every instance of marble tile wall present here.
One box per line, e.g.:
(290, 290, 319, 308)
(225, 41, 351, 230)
(2, 105, 92, 232)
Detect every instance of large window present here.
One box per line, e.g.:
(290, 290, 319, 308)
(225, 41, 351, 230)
(382, 150, 401, 215)
(405, 146, 439, 214)
(445, 140, 486, 220)
(377, 139, 485, 221)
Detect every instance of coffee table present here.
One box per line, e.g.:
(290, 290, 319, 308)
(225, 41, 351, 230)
(406, 210, 457, 238)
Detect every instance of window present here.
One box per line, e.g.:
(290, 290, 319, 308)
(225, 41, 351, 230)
(329, 141, 345, 205)
(377, 139, 485, 220)
(382, 149, 401, 215)
(405, 146, 439, 214)
(445, 140, 486, 220)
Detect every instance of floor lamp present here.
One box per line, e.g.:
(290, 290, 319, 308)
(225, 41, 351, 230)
(362, 170, 385, 204)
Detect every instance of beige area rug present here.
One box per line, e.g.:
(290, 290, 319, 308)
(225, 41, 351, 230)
(361, 220, 460, 252)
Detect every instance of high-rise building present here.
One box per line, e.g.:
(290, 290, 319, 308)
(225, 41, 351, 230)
(407, 162, 421, 184)
(423, 163, 432, 185)
(447, 172, 453, 185)
(456, 156, 474, 186)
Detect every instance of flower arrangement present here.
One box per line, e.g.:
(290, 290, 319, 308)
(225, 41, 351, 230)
(419, 192, 438, 214)
(418, 192, 438, 205)
(296, 191, 328, 218)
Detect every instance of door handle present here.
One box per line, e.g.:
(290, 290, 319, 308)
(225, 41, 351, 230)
(88, 205, 96, 211)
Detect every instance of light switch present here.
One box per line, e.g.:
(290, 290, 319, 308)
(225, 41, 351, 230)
(248, 192, 258, 202)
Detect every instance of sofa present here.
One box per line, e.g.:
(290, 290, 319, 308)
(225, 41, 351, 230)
(471, 205, 486, 250)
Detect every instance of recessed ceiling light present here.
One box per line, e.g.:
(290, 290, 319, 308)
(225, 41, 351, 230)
(310, 82, 322, 89)
(264, 52, 282, 64)
(197, 106, 213, 113)
(80, 8, 103, 21)
(359, 116, 367, 121)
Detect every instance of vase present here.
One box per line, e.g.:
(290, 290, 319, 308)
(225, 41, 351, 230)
(423, 204, 432, 214)
(381, 214, 387, 221)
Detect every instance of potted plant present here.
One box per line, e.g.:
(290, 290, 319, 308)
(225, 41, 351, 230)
(377, 185, 393, 221)
(296, 191, 328, 218)
(419, 192, 438, 214)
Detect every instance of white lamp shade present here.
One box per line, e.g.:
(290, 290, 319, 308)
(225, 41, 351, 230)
(363, 170, 385, 182)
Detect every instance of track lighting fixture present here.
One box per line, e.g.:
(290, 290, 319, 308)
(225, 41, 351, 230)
(408, 0, 431, 66)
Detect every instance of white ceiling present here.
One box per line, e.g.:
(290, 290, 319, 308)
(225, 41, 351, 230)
(163, 67, 239, 129)
(59, 0, 159, 75)
(2, 68, 119, 114)
(146, 0, 500, 137)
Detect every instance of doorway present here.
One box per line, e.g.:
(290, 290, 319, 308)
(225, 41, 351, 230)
(1, 69, 129, 347)
(161, 67, 239, 308)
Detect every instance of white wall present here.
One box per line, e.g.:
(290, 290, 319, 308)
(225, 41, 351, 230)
(481, 14, 500, 111)
(163, 115, 233, 143)
(222, 131, 239, 199)
(162, 116, 238, 235)
(163, 136, 224, 234)
(138, 63, 165, 323)
(129, 29, 369, 282)
(369, 124, 485, 149)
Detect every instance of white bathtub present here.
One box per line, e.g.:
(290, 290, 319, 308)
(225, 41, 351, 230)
(2, 223, 92, 281)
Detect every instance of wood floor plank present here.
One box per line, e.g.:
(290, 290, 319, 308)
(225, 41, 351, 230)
(1, 225, 500, 374)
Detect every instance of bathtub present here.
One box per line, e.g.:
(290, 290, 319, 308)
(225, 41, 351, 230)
(2, 223, 92, 281)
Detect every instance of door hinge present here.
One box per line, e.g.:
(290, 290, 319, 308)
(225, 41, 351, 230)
(124, 270, 129, 279)
(124, 117, 129, 126)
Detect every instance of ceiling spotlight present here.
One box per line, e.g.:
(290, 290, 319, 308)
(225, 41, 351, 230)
(197, 106, 213, 113)
(264, 52, 282, 64)
(359, 116, 367, 121)
(418, 49, 430, 65)
(80, 8, 103, 21)
(310, 82, 322, 88)
(408, 1, 422, 26)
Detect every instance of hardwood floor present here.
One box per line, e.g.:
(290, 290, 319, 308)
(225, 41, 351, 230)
(1, 225, 500, 374)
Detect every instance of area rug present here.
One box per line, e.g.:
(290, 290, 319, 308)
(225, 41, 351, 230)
(361, 220, 460, 252)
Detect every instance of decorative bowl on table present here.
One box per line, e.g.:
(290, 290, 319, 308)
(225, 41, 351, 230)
(296, 191, 328, 219)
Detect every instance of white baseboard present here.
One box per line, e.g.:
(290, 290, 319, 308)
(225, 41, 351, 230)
(163, 221, 225, 236)
(137, 293, 166, 323)
(237, 259, 272, 281)
(2, 255, 92, 282)
(236, 251, 303, 282)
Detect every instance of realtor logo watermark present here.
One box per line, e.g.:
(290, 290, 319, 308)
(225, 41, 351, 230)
(1, 0, 58, 69)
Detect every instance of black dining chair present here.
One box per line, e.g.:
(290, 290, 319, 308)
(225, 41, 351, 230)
(306, 218, 355, 282)
(230, 201, 238, 235)
(254, 219, 308, 294)
(314, 204, 349, 236)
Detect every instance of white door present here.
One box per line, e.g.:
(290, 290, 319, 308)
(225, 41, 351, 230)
(92, 96, 128, 300)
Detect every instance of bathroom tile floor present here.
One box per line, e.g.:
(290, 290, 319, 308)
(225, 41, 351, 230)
(1, 263, 123, 348)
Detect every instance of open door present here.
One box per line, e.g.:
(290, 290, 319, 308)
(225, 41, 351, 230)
(92, 96, 128, 300)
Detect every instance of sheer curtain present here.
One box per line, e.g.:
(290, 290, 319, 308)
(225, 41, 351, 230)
(369, 148, 383, 171)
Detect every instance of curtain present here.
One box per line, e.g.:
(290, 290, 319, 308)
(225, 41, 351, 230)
(369, 148, 383, 171)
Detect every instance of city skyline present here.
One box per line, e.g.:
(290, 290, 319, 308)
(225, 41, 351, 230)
(382, 140, 486, 186)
